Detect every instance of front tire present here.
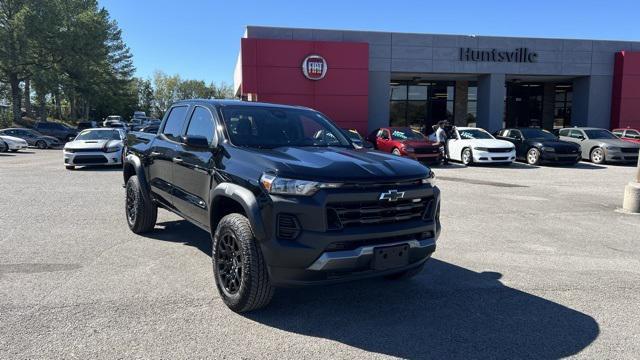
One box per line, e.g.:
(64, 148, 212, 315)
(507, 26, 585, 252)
(461, 148, 473, 166)
(125, 175, 157, 234)
(526, 148, 541, 165)
(590, 147, 605, 164)
(212, 214, 274, 313)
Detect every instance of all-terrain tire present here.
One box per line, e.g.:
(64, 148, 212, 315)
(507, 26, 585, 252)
(125, 175, 157, 234)
(212, 214, 274, 313)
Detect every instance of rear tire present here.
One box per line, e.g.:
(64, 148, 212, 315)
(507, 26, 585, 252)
(125, 175, 157, 234)
(36, 140, 47, 149)
(461, 148, 473, 166)
(212, 214, 274, 313)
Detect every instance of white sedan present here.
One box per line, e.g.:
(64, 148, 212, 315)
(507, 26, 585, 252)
(63, 128, 126, 170)
(0, 135, 29, 152)
(447, 127, 516, 165)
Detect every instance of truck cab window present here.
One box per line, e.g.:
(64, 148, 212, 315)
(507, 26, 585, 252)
(162, 106, 188, 142)
(186, 107, 215, 144)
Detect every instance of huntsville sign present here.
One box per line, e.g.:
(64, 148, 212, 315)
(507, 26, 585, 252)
(460, 47, 538, 63)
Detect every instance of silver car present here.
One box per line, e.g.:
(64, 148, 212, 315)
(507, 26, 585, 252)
(558, 127, 640, 164)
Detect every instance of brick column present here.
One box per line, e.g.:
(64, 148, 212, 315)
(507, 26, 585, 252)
(542, 83, 555, 130)
(454, 81, 468, 126)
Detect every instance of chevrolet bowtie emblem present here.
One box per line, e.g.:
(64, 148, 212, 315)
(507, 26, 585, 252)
(379, 189, 405, 202)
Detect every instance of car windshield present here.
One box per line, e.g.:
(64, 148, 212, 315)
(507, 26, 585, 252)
(390, 128, 425, 140)
(220, 106, 351, 149)
(584, 129, 617, 139)
(76, 129, 121, 141)
(458, 129, 494, 140)
(520, 128, 556, 140)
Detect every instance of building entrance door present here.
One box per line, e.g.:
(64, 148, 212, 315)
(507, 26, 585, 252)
(505, 82, 544, 128)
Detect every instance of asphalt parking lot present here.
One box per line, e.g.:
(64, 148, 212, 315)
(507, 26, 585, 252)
(1, 149, 639, 359)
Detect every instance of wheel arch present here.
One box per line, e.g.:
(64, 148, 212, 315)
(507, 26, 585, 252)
(123, 154, 152, 204)
(209, 183, 266, 242)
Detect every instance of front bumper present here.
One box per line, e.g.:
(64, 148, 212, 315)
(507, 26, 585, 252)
(605, 149, 639, 163)
(7, 142, 28, 150)
(406, 152, 441, 162)
(63, 149, 123, 166)
(257, 183, 441, 286)
(472, 149, 516, 163)
(540, 151, 581, 164)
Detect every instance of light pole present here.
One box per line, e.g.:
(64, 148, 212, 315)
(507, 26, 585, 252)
(622, 149, 640, 213)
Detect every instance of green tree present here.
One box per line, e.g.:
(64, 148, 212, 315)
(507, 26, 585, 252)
(152, 70, 180, 116)
(135, 77, 154, 116)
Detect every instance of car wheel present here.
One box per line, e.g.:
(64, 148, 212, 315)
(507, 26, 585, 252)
(385, 262, 427, 280)
(590, 147, 605, 164)
(65, 165, 75, 170)
(125, 175, 157, 234)
(36, 140, 47, 149)
(461, 148, 473, 165)
(526, 148, 541, 165)
(212, 213, 274, 313)
(392, 148, 401, 156)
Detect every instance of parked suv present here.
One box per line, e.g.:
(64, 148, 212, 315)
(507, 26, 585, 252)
(33, 122, 77, 142)
(124, 100, 441, 312)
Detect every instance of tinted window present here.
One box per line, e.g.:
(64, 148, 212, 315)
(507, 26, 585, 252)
(520, 128, 555, 140)
(625, 130, 640, 138)
(37, 123, 51, 130)
(583, 129, 616, 139)
(559, 129, 570, 136)
(458, 129, 494, 140)
(185, 107, 215, 144)
(390, 128, 426, 140)
(76, 129, 122, 140)
(612, 130, 623, 137)
(162, 106, 189, 141)
(508, 130, 523, 138)
(569, 130, 584, 139)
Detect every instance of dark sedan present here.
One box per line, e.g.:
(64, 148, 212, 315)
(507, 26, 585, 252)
(496, 128, 581, 165)
(0, 128, 62, 149)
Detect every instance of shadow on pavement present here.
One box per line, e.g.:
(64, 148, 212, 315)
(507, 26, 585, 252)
(248, 259, 600, 359)
(145, 220, 600, 358)
(73, 165, 123, 172)
(148, 220, 211, 255)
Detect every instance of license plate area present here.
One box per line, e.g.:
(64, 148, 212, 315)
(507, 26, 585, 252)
(372, 244, 410, 270)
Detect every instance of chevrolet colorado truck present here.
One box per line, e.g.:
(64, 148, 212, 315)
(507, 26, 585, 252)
(123, 100, 441, 312)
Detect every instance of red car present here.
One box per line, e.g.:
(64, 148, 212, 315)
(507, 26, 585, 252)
(612, 128, 640, 144)
(367, 127, 442, 162)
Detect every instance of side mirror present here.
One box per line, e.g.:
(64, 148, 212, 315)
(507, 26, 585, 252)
(577, 135, 585, 140)
(182, 135, 211, 149)
(364, 141, 374, 149)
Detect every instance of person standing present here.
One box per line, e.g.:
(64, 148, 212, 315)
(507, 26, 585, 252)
(435, 121, 449, 165)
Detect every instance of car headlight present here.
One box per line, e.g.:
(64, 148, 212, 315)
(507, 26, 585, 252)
(104, 145, 121, 153)
(260, 174, 342, 196)
(604, 146, 620, 151)
(541, 146, 555, 152)
(421, 170, 436, 186)
(403, 145, 415, 153)
(473, 147, 488, 151)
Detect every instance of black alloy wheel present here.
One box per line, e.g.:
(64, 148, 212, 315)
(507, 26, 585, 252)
(36, 140, 47, 149)
(216, 231, 243, 294)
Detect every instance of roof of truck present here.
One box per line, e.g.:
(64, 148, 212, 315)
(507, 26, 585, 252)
(172, 99, 311, 110)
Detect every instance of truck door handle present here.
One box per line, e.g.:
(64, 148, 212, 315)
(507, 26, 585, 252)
(172, 157, 183, 163)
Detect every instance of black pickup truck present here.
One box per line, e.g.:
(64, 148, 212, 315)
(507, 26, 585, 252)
(123, 100, 441, 312)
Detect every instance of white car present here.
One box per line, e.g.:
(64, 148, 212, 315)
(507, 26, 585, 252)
(63, 128, 126, 170)
(447, 127, 516, 165)
(0, 135, 29, 152)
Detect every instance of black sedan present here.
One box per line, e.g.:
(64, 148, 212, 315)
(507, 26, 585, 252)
(496, 128, 581, 165)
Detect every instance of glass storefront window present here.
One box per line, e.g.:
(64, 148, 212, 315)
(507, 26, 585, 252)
(389, 80, 455, 132)
(390, 100, 407, 127)
(467, 84, 478, 127)
(554, 84, 572, 128)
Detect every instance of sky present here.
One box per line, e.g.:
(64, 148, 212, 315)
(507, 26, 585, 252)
(99, 0, 640, 85)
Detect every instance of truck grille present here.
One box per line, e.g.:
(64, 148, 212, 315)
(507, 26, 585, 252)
(327, 197, 432, 230)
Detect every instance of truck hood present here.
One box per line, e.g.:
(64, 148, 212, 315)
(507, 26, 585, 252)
(227, 146, 430, 183)
(65, 139, 122, 150)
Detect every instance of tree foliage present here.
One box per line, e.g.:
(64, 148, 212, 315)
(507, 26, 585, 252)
(0, 0, 136, 123)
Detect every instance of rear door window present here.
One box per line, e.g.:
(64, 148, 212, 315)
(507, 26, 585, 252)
(162, 106, 189, 142)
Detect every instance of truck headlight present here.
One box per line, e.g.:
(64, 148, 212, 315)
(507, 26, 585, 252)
(421, 170, 436, 186)
(260, 174, 342, 196)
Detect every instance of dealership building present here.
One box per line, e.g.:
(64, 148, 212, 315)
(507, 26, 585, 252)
(234, 26, 640, 135)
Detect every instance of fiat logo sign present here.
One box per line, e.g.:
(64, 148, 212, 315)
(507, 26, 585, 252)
(302, 55, 327, 80)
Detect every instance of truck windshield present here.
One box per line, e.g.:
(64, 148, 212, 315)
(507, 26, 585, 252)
(220, 106, 351, 149)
